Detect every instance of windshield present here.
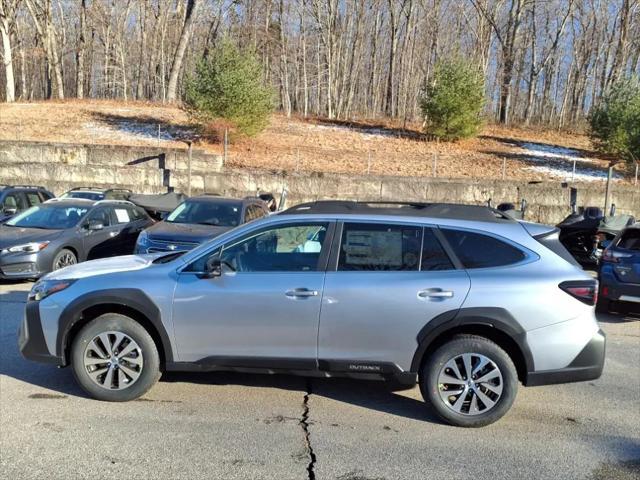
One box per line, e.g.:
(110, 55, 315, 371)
(62, 191, 104, 201)
(166, 201, 241, 227)
(6, 205, 89, 229)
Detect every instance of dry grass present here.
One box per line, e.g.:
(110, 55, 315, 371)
(0, 100, 627, 183)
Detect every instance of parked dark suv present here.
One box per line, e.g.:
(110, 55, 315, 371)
(0, 185, 54, 223)
(599, 222, 640, 313)
(135, 195, 270, 253)
(0, 198, 153, 280)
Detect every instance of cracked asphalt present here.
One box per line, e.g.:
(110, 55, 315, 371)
(1, 281, 639, 480)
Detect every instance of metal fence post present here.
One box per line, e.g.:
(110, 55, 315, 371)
(502, 157, 506, 180)
(572, 159, 577, 182)
(432, 152, 437, 178)
(187, 141, 193, 197)
(223, 128, 229, 164)
(367, 151, 371, 175)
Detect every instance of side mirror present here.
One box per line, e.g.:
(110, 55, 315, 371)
(2, 207, 17, 216)
(87, 220, 104, 231)
(201, 257, 235, 279)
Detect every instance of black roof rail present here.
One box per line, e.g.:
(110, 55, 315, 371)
(283, 200, 513, 223)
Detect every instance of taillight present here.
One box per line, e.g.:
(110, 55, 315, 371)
(559, 280, 598, 306)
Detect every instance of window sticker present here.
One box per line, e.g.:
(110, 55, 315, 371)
(115, 208, 130, 223)
(344, 230, 403, 266)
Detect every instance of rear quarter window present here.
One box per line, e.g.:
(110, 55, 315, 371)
(442, 229, 525, 269)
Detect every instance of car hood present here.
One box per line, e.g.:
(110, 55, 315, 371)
(0, 226, 65, 249)
(45, 254, 166, 280)
(146, 221, 232, 243)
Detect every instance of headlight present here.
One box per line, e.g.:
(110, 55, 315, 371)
(5, 242, 50, 254)
(136, 230, 149, 245)
(28, 279, 75, 302)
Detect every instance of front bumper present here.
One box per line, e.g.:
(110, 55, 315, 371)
(18, 301, 64, 365)
(0, 251, 48, 280)
(525, 329, 606, 386)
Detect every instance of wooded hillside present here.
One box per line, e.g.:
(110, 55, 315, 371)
(1, 0, 639, 128)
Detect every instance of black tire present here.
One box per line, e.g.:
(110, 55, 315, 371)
(596, 298, 611, 314)
(419, 335, 518, 428)
(52, 248, 77, 271)
(70, 313, 161, 402)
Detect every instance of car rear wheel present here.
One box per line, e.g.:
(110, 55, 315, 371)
(52, 248, 77, 271)
(70, 313, 161, 401)
(420, 335, 518, 427)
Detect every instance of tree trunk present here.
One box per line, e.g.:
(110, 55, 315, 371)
(0, 8, 15, 102)
(76, 0, 86, 98)
(166, 0, 199, 102)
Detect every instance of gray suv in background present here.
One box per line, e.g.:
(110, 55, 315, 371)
(19, 201, 604, 427)
(135, 195, 270, 254)
(0, 198, 152, 279)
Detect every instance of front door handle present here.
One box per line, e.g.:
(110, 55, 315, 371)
(109, 231, 120, 238)
(286, 288, 319, 298)
(418, 289, 454, 300)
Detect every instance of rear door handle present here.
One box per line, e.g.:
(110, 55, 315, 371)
(418, 289, 454, 300)
(286, 288, 319, 298)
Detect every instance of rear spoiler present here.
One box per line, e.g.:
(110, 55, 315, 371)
(519, 221, 557, 238)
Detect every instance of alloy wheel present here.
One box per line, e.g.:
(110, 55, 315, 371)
(54, 252, 76, 270)
(437, 352, 503, 416)
(83, 331, 144, 390)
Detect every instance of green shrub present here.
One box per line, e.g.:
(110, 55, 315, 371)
(185, 42, 273, 137)
(420, 60, 485, 141)
(589, 77, 640, 167)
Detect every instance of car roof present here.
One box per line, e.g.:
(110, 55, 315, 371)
(283, 201, 514, 224)
(43, 198, 136, 209)
(188, 195, 257, 206)
(0, 184, 48, 191)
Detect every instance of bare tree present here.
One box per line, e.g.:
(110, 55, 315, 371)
(166, 0, 200, 102)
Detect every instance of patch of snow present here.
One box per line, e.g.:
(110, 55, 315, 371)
(83, 121, 193, 142)
(525, 165, 621, 183)
(517, 141, 617, 182)
(519, 142, 593, 162)
(306, 123, 390, 140)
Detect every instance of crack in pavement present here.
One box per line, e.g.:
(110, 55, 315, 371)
(300, 380, 316, 480)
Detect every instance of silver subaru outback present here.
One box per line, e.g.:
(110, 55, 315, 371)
(19, 201, 605, 427)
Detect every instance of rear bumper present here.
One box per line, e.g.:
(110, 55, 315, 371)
(18, 301, 64, 365)
(525, 329, 605, 386)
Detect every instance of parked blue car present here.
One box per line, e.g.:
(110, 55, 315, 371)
(599, 223, 640, 313)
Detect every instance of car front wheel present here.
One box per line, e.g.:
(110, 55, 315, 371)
(70, 313, 161, 401)
(420, 334, 518, 427)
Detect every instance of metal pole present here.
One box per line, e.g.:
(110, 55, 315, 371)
(635, 162, 638, 186)
(502, 157, 506, 180)
(432, 152, 437, 178)
(187, 142, 192, 197)
(157, 124, 161, 146)
(603, 165, 613, 215)
(223, 128, 228, 164)
(367, 151, 371, 175)
(572, 159, 576, 182)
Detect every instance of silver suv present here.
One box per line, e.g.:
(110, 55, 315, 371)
(19, 201, 605, 427)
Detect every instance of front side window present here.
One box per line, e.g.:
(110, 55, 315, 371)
(442, 229, 525, 269)
(86, 207, 112, 227)
(166, 201, 241, 227)
(617, 229, 640, 251)
(219, 223, 330, 272)
(26, 192, 43, 207)
(338, 223, 422, 271)
(6, 205, 89, 229)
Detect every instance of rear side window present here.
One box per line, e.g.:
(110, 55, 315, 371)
(26, 192, 43, 207)
(534, 229, 580, 266)
(338, 223, 422, 271)
(422, 229, 454, 271)
(617, 229, 640, 251)
(442, 229, 525, 269)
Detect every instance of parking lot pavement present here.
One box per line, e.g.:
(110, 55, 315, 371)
(1, 281, 639, 480)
